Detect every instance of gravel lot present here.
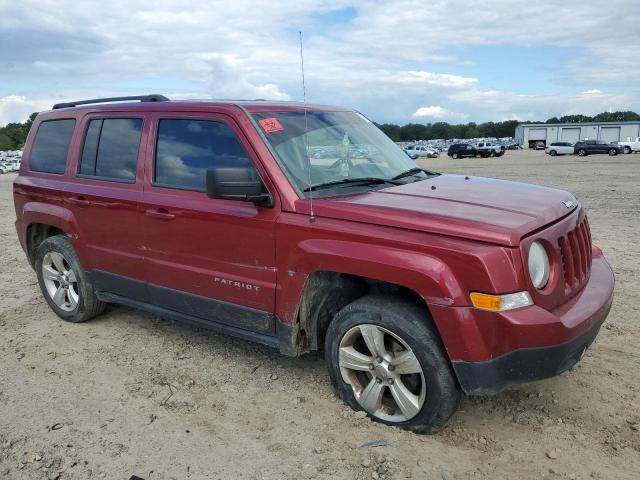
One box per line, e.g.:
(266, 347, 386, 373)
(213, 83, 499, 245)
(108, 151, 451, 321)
(0, 149, 638, 479)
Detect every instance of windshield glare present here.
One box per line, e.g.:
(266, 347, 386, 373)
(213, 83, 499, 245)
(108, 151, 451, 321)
(251, 110, 419, 195)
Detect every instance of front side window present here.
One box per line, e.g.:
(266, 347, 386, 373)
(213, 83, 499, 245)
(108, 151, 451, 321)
(154, 119, 253, 191)
(252, 110, 422, 196)
(30, 119, 75, 174)
(79, 118, 142, 181)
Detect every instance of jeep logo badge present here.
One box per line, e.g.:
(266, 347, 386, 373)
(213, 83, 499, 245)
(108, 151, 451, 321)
(563, 200, 575, 209)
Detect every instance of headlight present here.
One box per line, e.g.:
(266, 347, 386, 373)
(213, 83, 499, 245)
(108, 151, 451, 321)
(528, 241, 550, 289)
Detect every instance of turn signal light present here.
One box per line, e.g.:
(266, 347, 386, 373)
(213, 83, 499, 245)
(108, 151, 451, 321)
(470, 291, 533, 312)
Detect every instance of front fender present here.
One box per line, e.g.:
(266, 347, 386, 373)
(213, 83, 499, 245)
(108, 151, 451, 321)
(275, 238, 465, 326)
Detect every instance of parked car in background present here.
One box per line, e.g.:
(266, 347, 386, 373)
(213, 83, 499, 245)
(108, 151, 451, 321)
(14, 95, 614, 433)
(447, 143, 485, 159)
(475, 142, 504, 157)
(574, 140, 622, 156)
(533, 141, 546, 150)
(405, 145, 438, 159)
(617, 137, 640, 154)
(545, 142, 574, 156)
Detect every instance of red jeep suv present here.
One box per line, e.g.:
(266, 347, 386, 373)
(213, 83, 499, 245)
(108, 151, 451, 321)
(13, 95, 614, 432)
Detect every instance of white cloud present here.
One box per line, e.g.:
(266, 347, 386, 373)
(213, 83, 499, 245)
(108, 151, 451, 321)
(413, 106, 468, 120)
(447, 88, 636, 122)
(0, 0, 639, 125)
(404, 71, 478, 88)
(0, 96, 51, 126)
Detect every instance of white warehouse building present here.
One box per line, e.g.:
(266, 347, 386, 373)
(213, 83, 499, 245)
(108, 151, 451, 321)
(515, 121, 640, 148)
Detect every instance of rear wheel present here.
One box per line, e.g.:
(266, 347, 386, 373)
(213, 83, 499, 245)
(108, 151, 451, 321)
(608, 148, 618, 156)
(577, 149, 587, 156)
(549, 150, 557, 156)
(35, 235, 106, 323)
(475, 153, 481, 158)
(451, 152, 459, 159)
(624, 146, 631, 154)
(325, 295, 461, 433)
(489, 150, 496, 157)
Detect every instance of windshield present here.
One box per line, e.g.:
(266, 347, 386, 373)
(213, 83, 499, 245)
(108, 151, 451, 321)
(251, 110, 422, 196)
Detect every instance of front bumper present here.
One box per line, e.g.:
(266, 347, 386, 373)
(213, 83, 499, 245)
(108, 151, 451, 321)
(451, 301, 610, 394)
(432, 253, 614, 395)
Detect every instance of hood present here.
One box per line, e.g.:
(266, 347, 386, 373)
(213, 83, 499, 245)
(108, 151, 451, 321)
(297, 174, 578, 246)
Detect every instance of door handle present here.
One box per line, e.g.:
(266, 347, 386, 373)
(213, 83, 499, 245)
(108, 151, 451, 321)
(66, 196, 91, 207)
(145, 208, 176, 221)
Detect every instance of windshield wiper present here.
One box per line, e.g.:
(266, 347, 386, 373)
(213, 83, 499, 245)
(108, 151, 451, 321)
(392, 167, 439, 180)
(303, 177, 402, 192)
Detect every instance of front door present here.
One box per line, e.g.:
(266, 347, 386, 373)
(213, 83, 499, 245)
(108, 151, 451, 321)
(140, 113, 279, 334)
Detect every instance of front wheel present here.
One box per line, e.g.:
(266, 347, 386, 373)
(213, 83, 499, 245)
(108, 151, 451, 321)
(577, 149, 587, 156)
(608, 148, 618, 156)
(35, 235, 106, 323)
(451, 152, 459, 159)
(325, 295, 461, 433)
(489, 150, 496, 157)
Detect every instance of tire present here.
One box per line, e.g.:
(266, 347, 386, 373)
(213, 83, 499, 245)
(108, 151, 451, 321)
(35, 234, 106, 323)
(608, 148, 618, 156)
(325, 294, 461, 434)
(577, 149, 587, 156)
(549, 150, 557, 156)
(624, 147, 631, 154)
(489, 150, 496, 157)
(475, 153, 481, 158)
(451, 152, 459, 159)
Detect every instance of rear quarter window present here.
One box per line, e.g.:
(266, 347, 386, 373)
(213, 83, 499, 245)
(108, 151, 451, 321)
(29, 119, 76, 174)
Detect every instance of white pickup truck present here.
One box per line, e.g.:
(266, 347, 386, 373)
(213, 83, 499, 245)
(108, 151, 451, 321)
(617, 137, 640, 154)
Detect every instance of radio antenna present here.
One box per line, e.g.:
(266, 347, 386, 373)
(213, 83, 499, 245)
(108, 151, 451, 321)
(299, 30, 315, 224)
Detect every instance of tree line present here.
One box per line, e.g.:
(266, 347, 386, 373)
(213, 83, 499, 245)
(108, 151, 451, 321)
(374, 110, 640, 142)
(1, 110, 639, 150)
(0, 113, 37, 150)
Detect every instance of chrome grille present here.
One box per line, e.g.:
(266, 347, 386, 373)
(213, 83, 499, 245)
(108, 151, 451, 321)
(558, 217, 592, 294)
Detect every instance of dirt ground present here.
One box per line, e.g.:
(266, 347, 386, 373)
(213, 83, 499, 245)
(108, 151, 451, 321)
(0, 149, 638, 480)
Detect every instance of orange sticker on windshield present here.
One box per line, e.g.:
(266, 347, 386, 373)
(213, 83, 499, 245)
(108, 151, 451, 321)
(259, 117, 284, 133)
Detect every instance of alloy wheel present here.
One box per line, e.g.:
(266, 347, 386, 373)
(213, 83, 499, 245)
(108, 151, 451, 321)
(338, 324, 426, 422)
(41, 252, 79, 312)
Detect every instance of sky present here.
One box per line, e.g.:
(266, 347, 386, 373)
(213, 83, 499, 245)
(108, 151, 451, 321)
(1, 0, 639, 126)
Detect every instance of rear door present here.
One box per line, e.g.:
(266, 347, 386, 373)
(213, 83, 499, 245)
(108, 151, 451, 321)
(140, 112, 279, 334)
(594, 140, 609, 153)
(64, 113, 149, 300)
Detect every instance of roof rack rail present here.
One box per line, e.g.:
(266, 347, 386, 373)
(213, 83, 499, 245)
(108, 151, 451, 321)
(52, 94, 169, 110)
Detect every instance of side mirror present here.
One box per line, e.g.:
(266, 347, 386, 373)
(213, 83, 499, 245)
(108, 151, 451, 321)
(206, 166, 273, 207)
